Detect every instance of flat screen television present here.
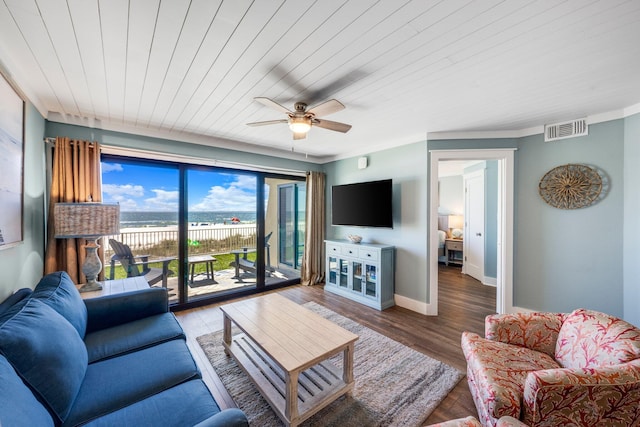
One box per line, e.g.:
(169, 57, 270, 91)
(331, 179, 393, 228)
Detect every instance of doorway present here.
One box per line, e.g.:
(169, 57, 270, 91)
(428, 149, 515, 315)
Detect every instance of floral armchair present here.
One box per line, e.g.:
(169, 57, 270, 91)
(461, 309, 640, 427)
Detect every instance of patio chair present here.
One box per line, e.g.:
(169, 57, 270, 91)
(230, 232, 274, 278)
(108, 239, 175, 290)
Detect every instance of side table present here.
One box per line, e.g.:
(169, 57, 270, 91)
(76, 276, 149, 299)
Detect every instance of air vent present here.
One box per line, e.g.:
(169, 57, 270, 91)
(544, 118, 588, 142)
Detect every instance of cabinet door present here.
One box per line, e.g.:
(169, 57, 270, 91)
(327, 256, 338, 286)
(364, 264, 378, 299)
(351, 261, 363, 294)
(339, 259, 349, 288)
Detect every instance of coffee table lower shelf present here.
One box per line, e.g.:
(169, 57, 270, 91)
(225, 332, 353, 427)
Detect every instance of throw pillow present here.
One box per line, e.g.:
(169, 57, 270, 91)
(0, 299, 88, 424)
(555, 308, 640, 369)
(0, 288, 32, 317)
(32, 271, 88, 337)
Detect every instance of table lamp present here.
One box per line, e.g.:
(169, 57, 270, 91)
(54, 203, 120, 292)
(448, 214, 464, 239)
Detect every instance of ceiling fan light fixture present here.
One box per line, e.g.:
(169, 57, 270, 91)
(288, 116, 311, 133)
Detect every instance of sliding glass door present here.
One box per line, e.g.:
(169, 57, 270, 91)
(102, 155, 306, 308)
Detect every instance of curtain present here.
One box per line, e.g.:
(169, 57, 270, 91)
(44, 137, 103, 284)
(300, 171, 325, 286)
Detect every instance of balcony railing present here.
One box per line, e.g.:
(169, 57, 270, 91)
(103, 225, 258, 259)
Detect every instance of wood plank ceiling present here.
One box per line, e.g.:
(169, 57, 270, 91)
(1, 0, 639, 162)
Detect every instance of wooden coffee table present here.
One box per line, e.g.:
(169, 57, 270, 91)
(220, 293, 359, 427)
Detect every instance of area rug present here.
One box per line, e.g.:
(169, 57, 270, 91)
(196, 302, 464, 427)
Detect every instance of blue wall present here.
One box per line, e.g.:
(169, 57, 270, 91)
(624, 112, 640, 326)
(0, 102, 46, 301)
(515, 120, 624, 316)
(324, 141, 428, 302)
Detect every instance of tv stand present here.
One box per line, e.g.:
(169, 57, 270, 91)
(324, 240, 395, 310)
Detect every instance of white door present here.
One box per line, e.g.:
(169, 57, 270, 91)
(464, 169, 485, 282)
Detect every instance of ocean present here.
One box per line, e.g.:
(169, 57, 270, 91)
(120, 211, 257, 228)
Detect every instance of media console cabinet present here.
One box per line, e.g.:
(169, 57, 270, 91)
(324, 240, 395, 310)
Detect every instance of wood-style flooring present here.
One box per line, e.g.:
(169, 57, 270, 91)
(175, 264, 496, 425)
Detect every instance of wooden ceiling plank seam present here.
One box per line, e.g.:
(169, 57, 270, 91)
(68, 0, 110, 119)
(152, 0, 224, 128)
(123, 0, 161, 126)
(142, 0, 195, 128)
(210, 0, 422, 137)
(37, 0, 94, 118)
(197, 0, 329, 135)
(206, 0, 360, 137)
(0, 2, 56, 114)
(98, 0, 130, 123)
(3, 0, 71, 114)
(158, 0, 249, 131)
(134, 0, 192, 127)
(160, 0, 255, 132)
(172, 0, 288, 133)
(343, 0, 616, 112)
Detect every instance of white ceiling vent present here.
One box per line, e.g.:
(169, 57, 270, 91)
(544, 118, 588, 142)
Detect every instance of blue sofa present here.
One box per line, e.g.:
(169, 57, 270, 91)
(0, 271, 248, 427)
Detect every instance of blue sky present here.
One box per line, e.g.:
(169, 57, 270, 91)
(102, 162, 259, 212)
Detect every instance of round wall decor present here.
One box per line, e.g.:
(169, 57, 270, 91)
(538, 164, 603, 209)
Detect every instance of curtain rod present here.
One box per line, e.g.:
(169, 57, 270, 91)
(44, 137, 98, 147)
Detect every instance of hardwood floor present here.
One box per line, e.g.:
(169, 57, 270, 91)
(175, 264, 496, 425)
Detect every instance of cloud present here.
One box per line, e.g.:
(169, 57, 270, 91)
(143, 189, 179, 211)
(102, 163, 124, 173)
(102, 183, 144, 198)
(191, 184, 255, 211)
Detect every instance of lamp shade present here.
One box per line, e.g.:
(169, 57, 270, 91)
(448, 215, 464, 230)
(54, 203, 120, 238)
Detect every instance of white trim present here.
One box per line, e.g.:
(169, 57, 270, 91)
(483, 276, 497, 287)
(511, 305, 535, 314)
(100, 145, 307, 176)
(624, 102, 640, 117)
(394, 294, 429, 315)
(429, 149, 515, 316)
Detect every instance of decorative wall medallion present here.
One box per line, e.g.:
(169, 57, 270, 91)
(538, 164, 603, 209)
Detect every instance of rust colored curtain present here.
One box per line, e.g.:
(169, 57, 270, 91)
(44, 137, 103, 284)
(300, 171, 325, 286)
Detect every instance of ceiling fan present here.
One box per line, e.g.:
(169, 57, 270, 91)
(247, 97, 352, 140)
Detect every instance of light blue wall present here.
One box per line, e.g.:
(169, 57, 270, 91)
(438, 175, 463, 215)
(323, 141, 428, 302)
(516, 120, 624, 316)
(0, 102, 46, 301)
(624, 112, 640, 326)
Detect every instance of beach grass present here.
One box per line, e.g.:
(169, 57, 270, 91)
(104, 252, 257, 280)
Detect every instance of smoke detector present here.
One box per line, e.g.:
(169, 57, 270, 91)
(544, 118, 588, 142)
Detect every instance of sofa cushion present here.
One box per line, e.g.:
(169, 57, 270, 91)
(84, 312, 186, 363)
(555, 308, 640, 369)
(64, 339, 201, 426)
(0, 288, 32, 317)
(462, 331, 559, 420)
(0, 299, 88, 424)
(81, 379, 222, 427)
(32, 271, 88, 338)
(0, 355, 54, 427)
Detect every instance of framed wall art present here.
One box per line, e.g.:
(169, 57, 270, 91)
(0, 71, 24, 248)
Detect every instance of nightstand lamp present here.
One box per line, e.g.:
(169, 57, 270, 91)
(54, 203, 120, 292)
(448, 214, 464, 239)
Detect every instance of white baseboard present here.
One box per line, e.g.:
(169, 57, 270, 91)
(483, 276, 497, 287)
(394, 294, 433, 315)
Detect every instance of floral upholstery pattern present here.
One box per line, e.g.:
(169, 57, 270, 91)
(555, 308, 640, 369)
(427, 416, 527, 427)
(462, 309, 640, 427)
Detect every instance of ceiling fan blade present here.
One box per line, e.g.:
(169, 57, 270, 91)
(307, 99, 344, 117)
(246, 119, 287, 127)
(313, 118, 352, 133)
(293, 132, 307, 140)
(254, 97, 291, 114)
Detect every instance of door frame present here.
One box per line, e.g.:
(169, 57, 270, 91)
(428, 149, 515, 315)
